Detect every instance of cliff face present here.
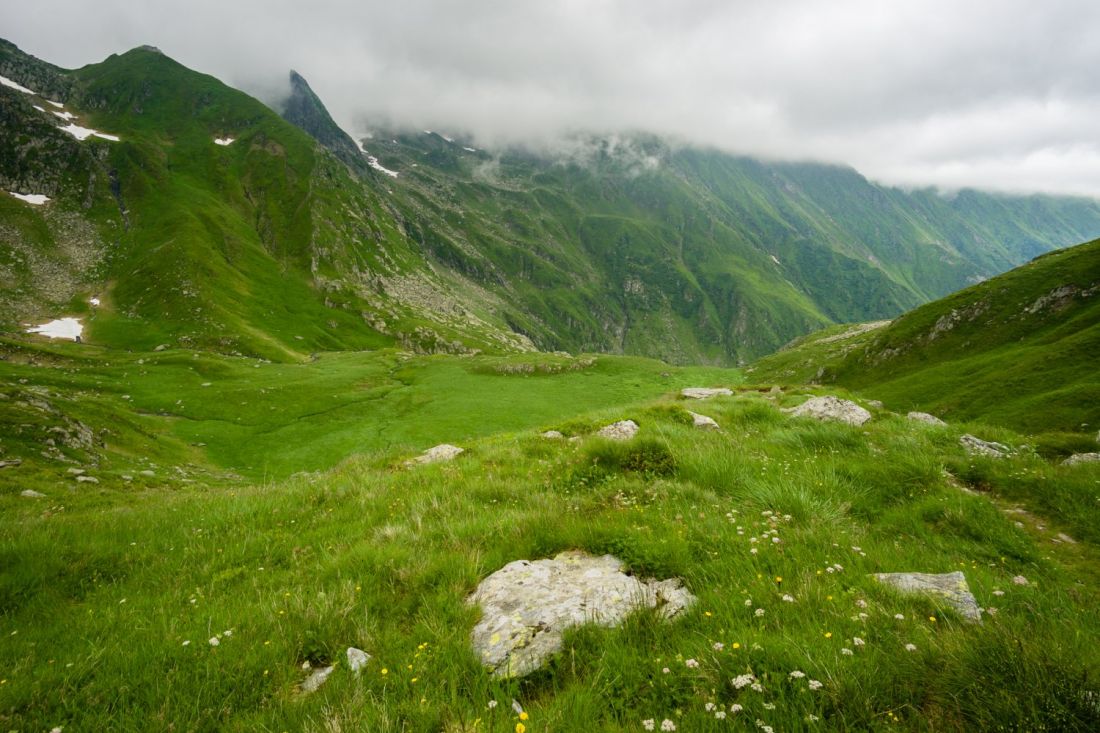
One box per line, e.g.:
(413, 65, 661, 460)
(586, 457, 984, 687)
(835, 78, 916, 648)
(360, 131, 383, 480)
(280, 70, 366, 172)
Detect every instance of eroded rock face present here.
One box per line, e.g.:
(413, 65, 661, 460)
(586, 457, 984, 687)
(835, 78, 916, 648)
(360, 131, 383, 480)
(784, 396, 871, 426)
(468, 551, 696, 678)
(596, 420, 639, 441)
(681, 387, 732, 400)
(960, 434, 1008, 458)
(908, 411, 946, 426)
(874, 571, 982, 622)
(1063, 452, 1100, 467)
(406, 444, 464, 466)
(688, 411, 720, 430)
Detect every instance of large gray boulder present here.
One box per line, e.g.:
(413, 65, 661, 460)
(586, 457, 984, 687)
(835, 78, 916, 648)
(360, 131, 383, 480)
(959, 434, 1009, 458)
(784, 396, 871, 426)
(406, 444, 464, 466)
(688, 411, 720, 430)
(681, 387, 732, 400)
(873, 571, 982, 622)
(596, 420, 639, 441)
(1063, 452, 1100, 467)
(907, 411, 946, 426)
(468, 551, 695, 678)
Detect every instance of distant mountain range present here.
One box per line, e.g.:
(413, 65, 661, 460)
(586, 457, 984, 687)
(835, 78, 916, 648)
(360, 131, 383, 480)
(4, 38, 1100, 363)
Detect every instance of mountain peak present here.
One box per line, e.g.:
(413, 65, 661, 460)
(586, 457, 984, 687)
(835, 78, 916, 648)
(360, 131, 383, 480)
(280, 69, 365, 170)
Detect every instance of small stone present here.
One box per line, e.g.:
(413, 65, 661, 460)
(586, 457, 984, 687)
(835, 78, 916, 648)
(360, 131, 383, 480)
(406, 444, 464, 466)
(346, 647, 371, 674)
(540, 430, 564, 439)
(867, 399, 884, 409)
(20, 489, 46, 498)
(596, 420, 639, 441)
(959, 434, 1009, 458)
(66, 468, 85, 475)
(1056, 532, 1077, 544)
(75, 475, 99, 484)
(299, 665, 334, 694)
(907, 411, 946, 426)
(1062, 452, 1100, 467)
(873, 571, 982, 622)
(0, 459, 23, 469)
(784, 396, 871, 426)
(688, 411, 720, 430)
(681, 387, 732, 400)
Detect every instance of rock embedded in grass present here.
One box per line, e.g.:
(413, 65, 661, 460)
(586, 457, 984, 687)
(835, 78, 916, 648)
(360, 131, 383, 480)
(681, 387, 732, 399)
(873, 571, 982, 622)
(1062, 452, 1100, 466)
(907, 411, 946, 426)
(784, 395, 871, 426)
(959, 434, 1009, 458)
(541, 430, 564, 439)
(406, 443, 464, 465)
(298, 665, 334, 694)
(468, 550, 696, 678)
(596, 419, 639, 441)
(688, 411, 720, 430)
(346, 647, 370, 674)
(20, 489, 46, 498)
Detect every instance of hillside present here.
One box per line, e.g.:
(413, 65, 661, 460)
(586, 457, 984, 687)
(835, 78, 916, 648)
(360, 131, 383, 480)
(749, 238, 1100, 433)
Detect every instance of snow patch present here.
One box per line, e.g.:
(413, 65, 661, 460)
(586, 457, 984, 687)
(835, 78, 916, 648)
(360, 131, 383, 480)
(9, 192, 50, 205)
(442, 134, 454, 143)
(213, 137, 235, 146)
(90, 297, 101, 307)
(463, 146, 477, 152)
(359, 148, 398, 177)
(46, 100, 64, 108)
(0, 74, 36, 95)
(33, 104, 45, 112)
(770, 255, 781, 265)
(59, 123, 120, 142)
(26, 317, 83, 341)
(52, 110, 77, 121)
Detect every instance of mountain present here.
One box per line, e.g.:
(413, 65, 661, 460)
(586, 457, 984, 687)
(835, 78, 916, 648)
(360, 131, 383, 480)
(4, 39, 1100, 365)
(749, 237, 1100, 433)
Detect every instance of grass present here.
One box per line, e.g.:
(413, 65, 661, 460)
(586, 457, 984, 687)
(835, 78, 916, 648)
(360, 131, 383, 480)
(2, 367, 1099, 731)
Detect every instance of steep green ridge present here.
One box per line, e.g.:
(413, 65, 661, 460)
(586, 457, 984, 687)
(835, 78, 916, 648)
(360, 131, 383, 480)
(750, 238, 1100, 433)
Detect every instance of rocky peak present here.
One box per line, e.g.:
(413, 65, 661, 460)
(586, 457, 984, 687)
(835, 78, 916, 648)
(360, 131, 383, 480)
(280, 69, 365, 172)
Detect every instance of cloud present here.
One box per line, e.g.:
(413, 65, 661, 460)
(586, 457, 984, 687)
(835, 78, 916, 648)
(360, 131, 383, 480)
(4, 0, 1100, 196)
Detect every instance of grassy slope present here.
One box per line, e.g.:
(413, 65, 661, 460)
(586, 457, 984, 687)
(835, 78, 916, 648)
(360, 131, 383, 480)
(1, 385, 1098, 731)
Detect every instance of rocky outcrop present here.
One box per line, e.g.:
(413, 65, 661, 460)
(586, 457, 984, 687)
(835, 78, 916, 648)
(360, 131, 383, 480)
(907, 411, 946, 426)
(784, 396, 871, 426)
(406, 444, 464, 466)
(280, 71, 366, 172)
(681, 388, 732, 399)
(596, 420, 639, 441)
(1063, 452, 1100, 467)
(688, 411, 720, 430)
(959, 434, 1009, 458)
(468, 551, 695, 677)
(873, 571, 982, 622)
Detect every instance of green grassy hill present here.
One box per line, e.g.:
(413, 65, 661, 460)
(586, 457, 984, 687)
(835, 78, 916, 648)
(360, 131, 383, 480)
(751, 238, 1100, 434)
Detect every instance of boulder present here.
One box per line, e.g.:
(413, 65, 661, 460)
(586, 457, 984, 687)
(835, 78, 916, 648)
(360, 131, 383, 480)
(406, 444, 464, 466)
(1063, 452, 1100, 467)
(75, 475, 99, 484)
(908, 411, 946, 426)
(681, 387, 732, 400)
(468, 551, 695, 677)
(959, 434, 1009, 458)
(784, 396, 871, 426)
(20, 489, 46, 498)
(596, 420, 639, 441)
(688, 411, 720, 430)
(873, 571, 982, 622)
(299, 665, 334, 694)
(867, 400, 884, 409)
(540, 430, 564, 440)
(346, 647, 371, 674)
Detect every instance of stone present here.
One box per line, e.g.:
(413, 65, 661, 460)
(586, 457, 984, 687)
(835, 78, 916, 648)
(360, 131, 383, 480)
(1063, 452, 1100, 467)
(75, 475, 99, 484)
(346, 647, 371, 674)
(468, 551, 695, 677)
(681, 387, 732, 400)
(959, 434, 1009, 458)
(20, 489, 46, 498)
(873, 571, 982, 622)
(66, 467, 85, 475)
(541, 430, 564, 439)
(299, 665, 334, 694)
(867, 399, 884, 409)
(784, 396, 871, 426)
(0, 459, 23, 469)
(769, 385, 782, 395)
(406, 444, 464, 466)
(908, 411, 946, 426)
(688, 411, 720, 430)
(596, 420, 639, 441)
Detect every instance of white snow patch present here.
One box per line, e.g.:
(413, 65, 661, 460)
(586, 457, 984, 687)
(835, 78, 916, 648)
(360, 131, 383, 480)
(213, 137, 235, 146)
(0, 74, 36, 95)
(770, 255, 781, 265)
(33, 105, 45, 112)
(463, 146, 477, 152)
(46, 100, 64, 108)
(355, 139, 367, 153)
(90, 297, 101, 307)
(26, 317, 83, 341)
(360, 149, 398, 177)
(52, 110, 77, 121)
(9, 192, 50, 205)
(442, 134, 454, 143)
(59, 123, 120, 142)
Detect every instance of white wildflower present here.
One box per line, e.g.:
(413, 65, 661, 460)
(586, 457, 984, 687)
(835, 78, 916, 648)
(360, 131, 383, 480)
(713, 642, 725, 651)
(1012, 575, 1029, 586)
(905, 643, 917, 652)
(745, 599, 753, 607)
(685, 658, 699, 669)
(730, 704, 743, 713)
(894, 613, 905, 620)
(181, 640, 191, 646)
(751, 682, 764, 692)
(643, 720, 655, 731)
(755, 608, 765, 617)
(853, 637, 865, 646)
(992, 590, 1005, 596)
(715, 711, 727, 719)
(208, 636, 220, 646)
(790, 670, 806, 679)
(487, 701, 498, 709)
(808, 679, 824, 690)
(856, 599, 868, 608)
(782, 594, 794, 602)
(842, 647, 854, 655)
(732, 673, 756, 689)
(705, 702, 716, 712)
(660, 720, 676, 732)
(763, 702, 776, 710)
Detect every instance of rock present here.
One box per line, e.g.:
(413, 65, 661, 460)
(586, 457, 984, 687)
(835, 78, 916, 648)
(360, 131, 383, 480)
(75, 475, 99, 484)
(769, 385, 782, 395)
(468, 551, 695, 677)
(960, 434, 1009, 458)
(596, 420, 639, 441)
(1056, 532, 1077, 544)
(0, 459, 23, 469)
(541, 430, 564, 439)
(784, 396, 871, 426)
(688, 411, 720, 430)
(1063, 452, 1100, 467)
(867, 399, 884, 409)
(681, 387, 732, 400)
(346, 647, 371, 674)
(20, 489, 46, 498)
(908, 411, 946, 426)
(873, 571, 982, 622)
(66, 467, 85, 475)
(406, 444, 464, 466)
(299, 665, 334, 694)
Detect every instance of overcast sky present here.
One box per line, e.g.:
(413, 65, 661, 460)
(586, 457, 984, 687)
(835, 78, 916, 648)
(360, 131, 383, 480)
(5, 0, 1100, 197)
